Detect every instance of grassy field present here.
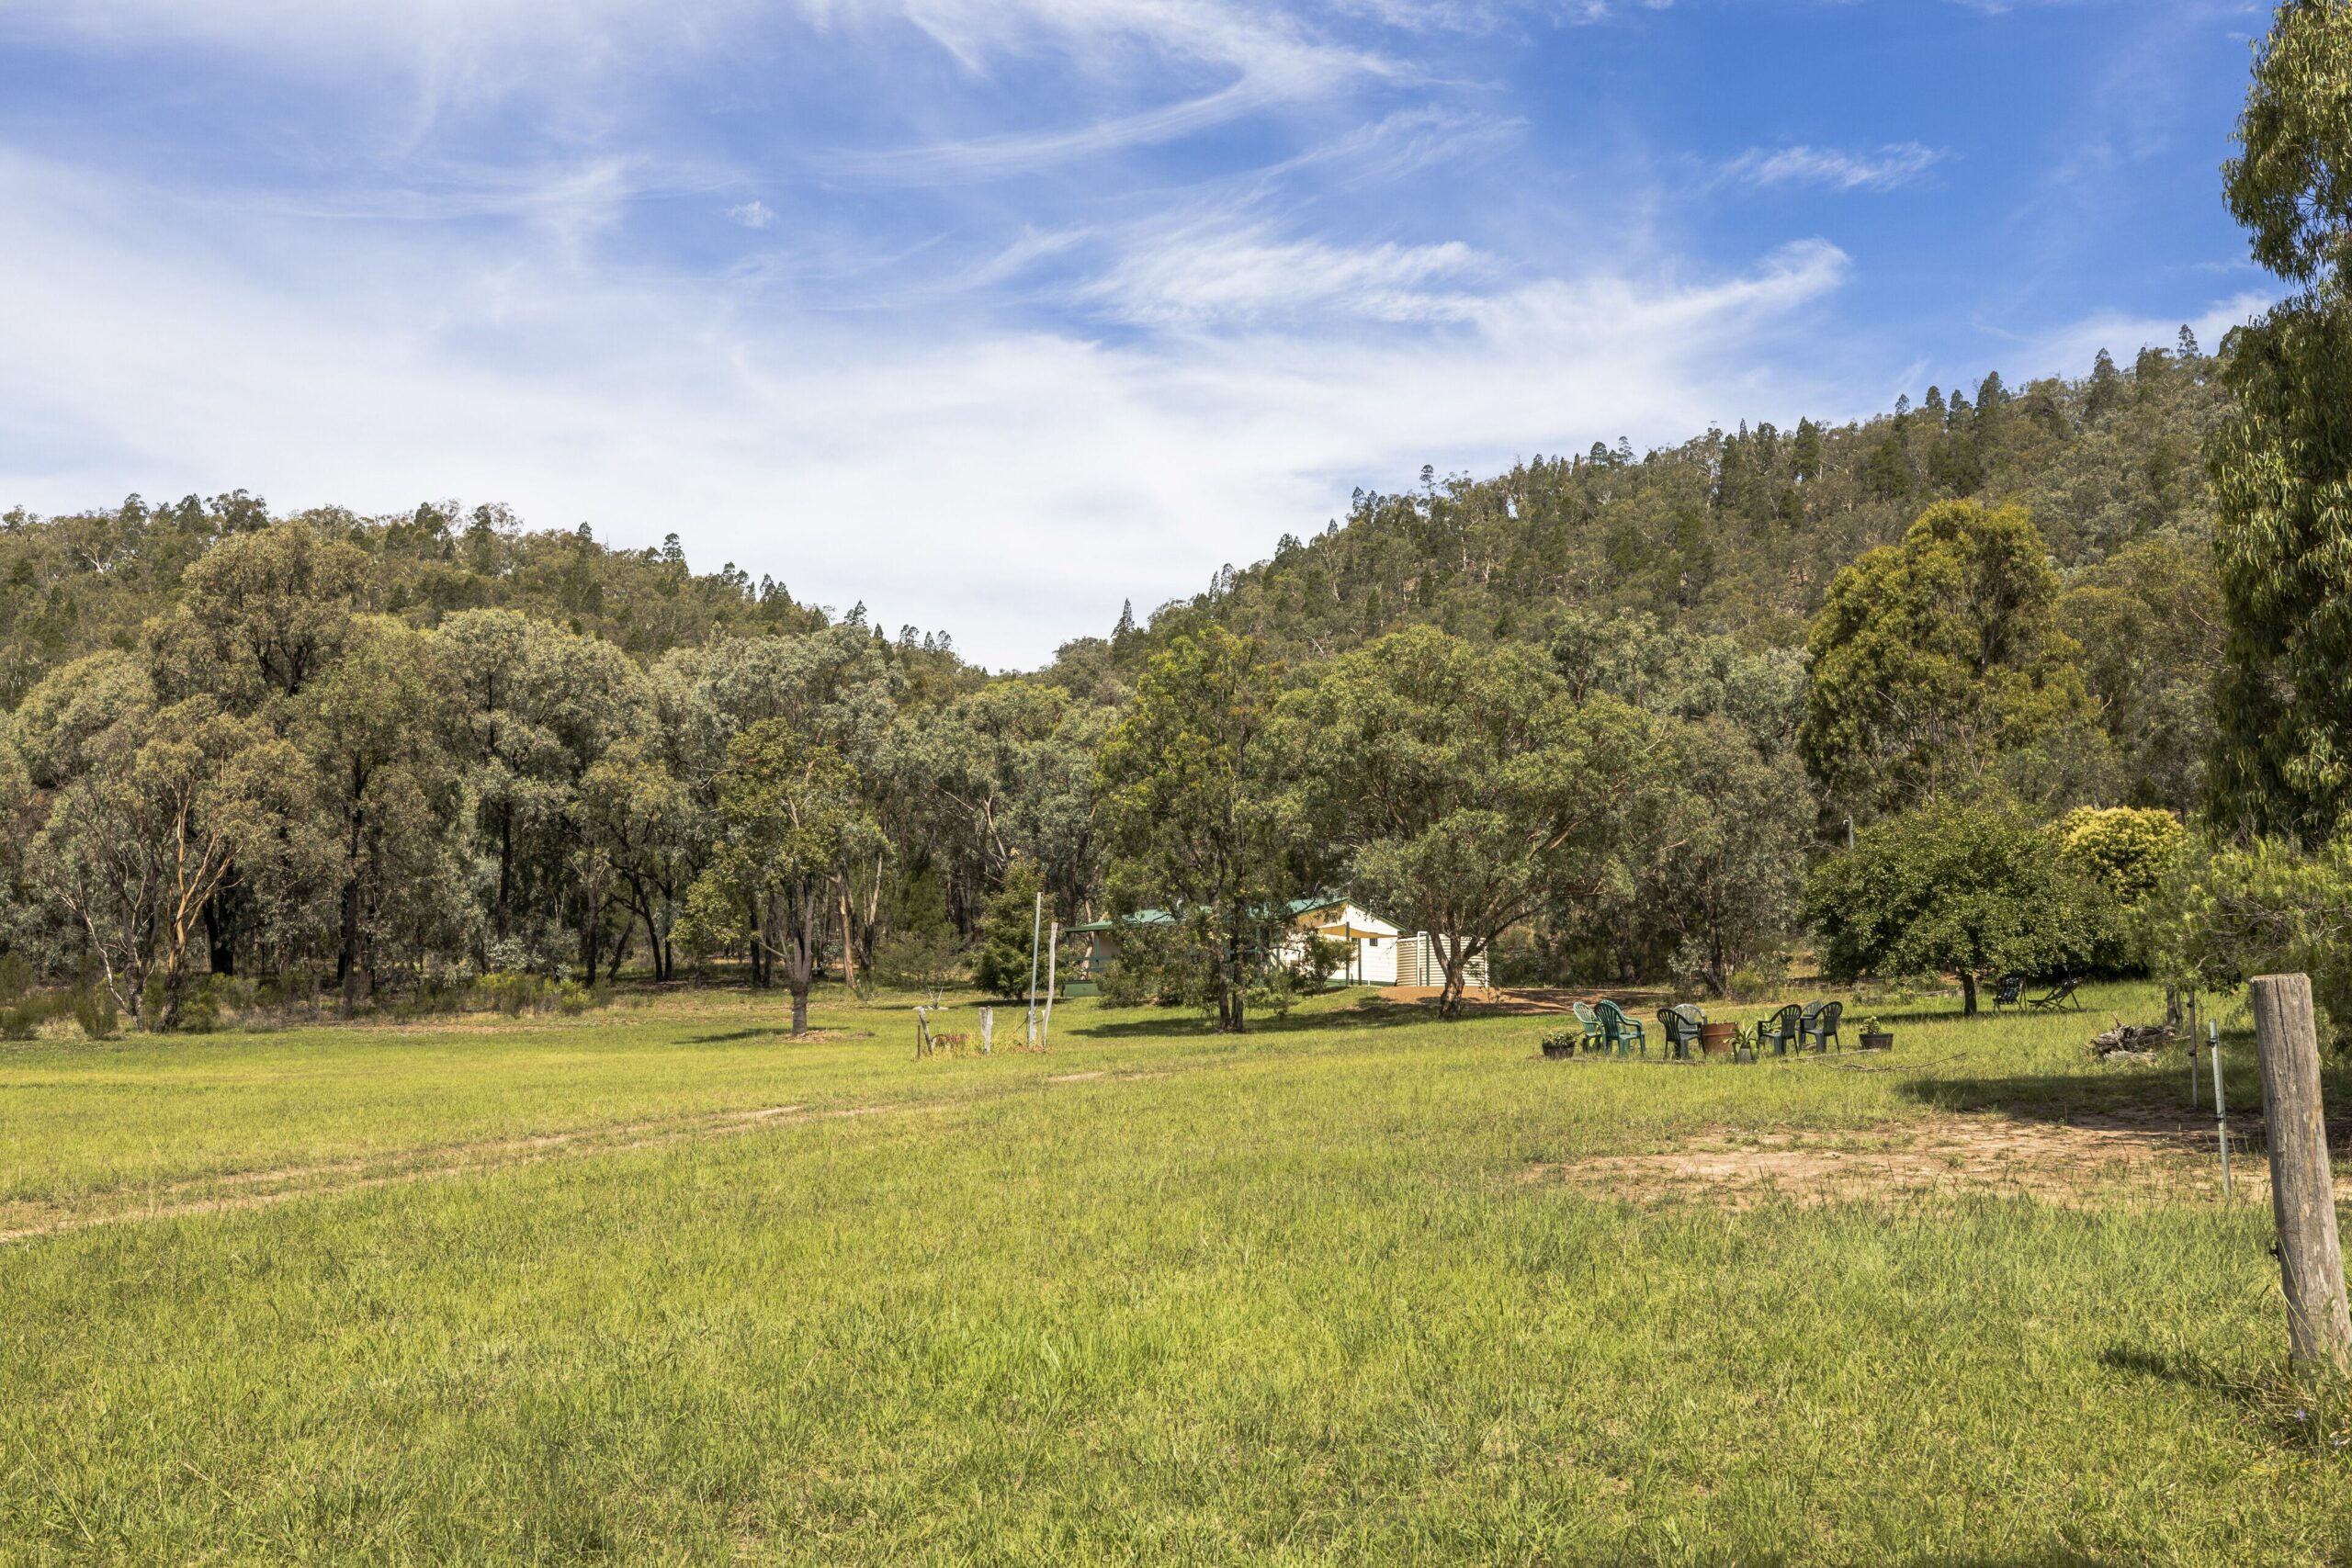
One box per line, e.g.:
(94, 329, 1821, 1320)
(1, 981, 2344, 1564)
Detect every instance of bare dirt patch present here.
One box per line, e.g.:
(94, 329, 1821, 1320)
(1526, 1103, 2268, 1208)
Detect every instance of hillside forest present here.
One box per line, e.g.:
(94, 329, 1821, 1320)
(0, 328, 2262, 1035)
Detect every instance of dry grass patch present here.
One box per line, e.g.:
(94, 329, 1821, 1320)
(1525, 1101, 2262, 1208)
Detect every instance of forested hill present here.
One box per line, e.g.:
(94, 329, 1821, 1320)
(0, 493, 981, 712)
(5, 334, 2225, 712)
(1048, 335, 2230, 687)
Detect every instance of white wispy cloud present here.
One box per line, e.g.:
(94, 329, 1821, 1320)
(0, 149, 1855, 667)
(2000, 289, 2277, 379)
(726, 199, 776, 229)
(1080, 226, 1491, 325)
(1718, 142, 1943, 194)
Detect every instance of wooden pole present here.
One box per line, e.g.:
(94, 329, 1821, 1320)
(2188, 995, 2199, 1109)
(2248, 974, 2352, 1376)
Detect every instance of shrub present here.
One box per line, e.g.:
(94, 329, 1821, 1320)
(2144, 835, 2352, 1043)
(74, 987, 118, 1040)
(2058, 807, 2186, 902)
(973, 861, 1047, 999)
(1804, 799, 2107, 1015)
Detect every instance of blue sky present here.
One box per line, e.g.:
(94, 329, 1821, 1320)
(0, 0, 2274, 666)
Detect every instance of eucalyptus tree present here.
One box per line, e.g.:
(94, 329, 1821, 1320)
(146, 519, 369, 708)
(296, 615, 465, 1012)
(1096, 626, 1301, 1032)
(1801, 500, 2104, 822)
(1284, 624, 1653, 1017)
(2210, 0, 2352, 840)
(677, 719, 868, 1033)
(28, 694, 313, 1028)
(438, 608, 653, 973)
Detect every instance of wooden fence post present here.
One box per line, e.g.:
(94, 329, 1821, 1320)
(2248, 973, 2352, 1377)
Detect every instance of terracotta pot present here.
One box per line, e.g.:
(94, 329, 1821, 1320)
(1700, 1021, 1737, 1056)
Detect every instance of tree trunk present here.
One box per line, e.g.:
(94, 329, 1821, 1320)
(791, 984, 809, 1035)
(203, 893, 235, 978)
(1962, 971, 1979, 1017)
(339, 874, 363, 1019)
(1220, 929, 1247, 1033)
(1436, 931, 1470, 1019)
(494, 807, 514, 942)
(838, 885, 857, 990)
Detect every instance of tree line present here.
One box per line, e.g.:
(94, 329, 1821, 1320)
(18, 0, 2352, 1040)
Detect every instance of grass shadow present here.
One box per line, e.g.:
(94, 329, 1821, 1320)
(1894, 1066, 2199, 1121)
(2098, 1346, 2347, 1451)
(1068, 1002, 1455, 1041)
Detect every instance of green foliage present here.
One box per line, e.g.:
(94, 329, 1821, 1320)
(870, 930, 963, 1007)
(1284, 625, 1655, 1015)
(2055, 806, 2186, 903)
(73, 983, 118, 1040)
(971, 860, 1046, 1000)
(1091, 919, 1185, 1008)
(2056, 540, 2223, 813)
(2143, 834, 2352, 1043)
(2212, 0, 2352, 842)
(1804, 800, 2106, 1014)
(0, 340, 2247, 1010)
(676, 719, 865, 1032)
(1802, 501, 2104, 821)
(1096, 627, 1302, 1032)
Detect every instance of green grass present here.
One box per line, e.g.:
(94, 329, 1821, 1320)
(1, 983, 2341, 1563)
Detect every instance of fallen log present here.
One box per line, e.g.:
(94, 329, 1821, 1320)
(2089, 1019, 2173, 1060)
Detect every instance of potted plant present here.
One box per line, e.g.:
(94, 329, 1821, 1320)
(1541, 1027, 1578, 1060)
(1700, 1020, 1738, 1056)
(1857, 1015, 1894, 1051)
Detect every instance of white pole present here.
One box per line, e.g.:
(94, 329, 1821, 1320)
(1042, 920, 1059, 1051)
(979, 1006, 993, 1055)
(1026, 891, 1043, 1048)
(2211, 1020, 2230, 1199)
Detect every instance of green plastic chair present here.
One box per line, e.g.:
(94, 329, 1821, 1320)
(1756, 1002, 1803, 1056)
(1801, 999, 1843, 1053)
(1570, 999, 1606, 1053)
(1594, 998, 1646, 1057)
(1657, 1003, 1706, 1060)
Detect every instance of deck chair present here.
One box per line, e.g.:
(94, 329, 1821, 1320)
(1657, 1003, 1705, 1060)
(2027, 977, 2083, 1011)
(1990, 975, 2026, 1013)
(1570, 999, 1606, 1053)
(1594, 998, 1646, 1057)
(1800, 999, 1843, 1053)
(1756, 1002, 1803, 1056)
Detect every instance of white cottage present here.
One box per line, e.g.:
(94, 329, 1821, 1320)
(1278, 897, 1404, 986)
(1064, 895, 1487, 993)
